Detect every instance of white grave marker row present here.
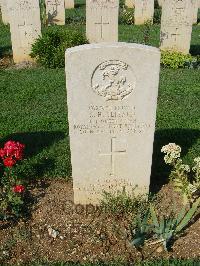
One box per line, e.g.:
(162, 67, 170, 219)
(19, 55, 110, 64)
(134, 0, 154, 25)
(160, 0, 194, 54)
(45, 0, 65, 25)
(0, 0, 9, 24)
(86, 0, 119, 43)
(7, 0, 41, 63)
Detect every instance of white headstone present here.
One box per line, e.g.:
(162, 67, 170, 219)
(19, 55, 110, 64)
(157, 0, 163, 7)
(7, 0, 41, 63)
(65, 0, 74, 9)
(66, 43, 160, 205)
(86, 0, 119, 43)
(192, 0, 198, 24)
(45, 0, 65, 25)
(160, 0, 194, 54)
(125, 0, 135, 8)
(0, 0, 9, 24)
(134, 0, 154, 25)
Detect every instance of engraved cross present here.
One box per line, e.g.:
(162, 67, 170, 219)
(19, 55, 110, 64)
(171, 28, 180, 42)
(99, 137, 126, 176)
(95, 16, 109, 39)
(18, 21, 26, 27)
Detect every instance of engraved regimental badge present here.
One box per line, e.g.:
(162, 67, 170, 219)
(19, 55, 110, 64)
(91, 60, 136, 101)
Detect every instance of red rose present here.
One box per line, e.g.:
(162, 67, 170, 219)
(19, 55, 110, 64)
(3, 141, 25, 160)
(0, 148, 5, 158)
(13, 185, 25, 193)
(3, 157, 16, 167)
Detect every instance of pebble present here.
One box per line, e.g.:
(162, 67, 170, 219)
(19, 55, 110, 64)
(47, 226, 59, 239)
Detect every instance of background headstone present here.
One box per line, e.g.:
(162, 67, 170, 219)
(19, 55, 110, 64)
(86, 0, 119, 43)
(157, 0, 163, 7)
(45, 0, 65, 25)
(65, 0, 74, 9)
(0, 0, 9, 24)
(66, 43, 160, 205)
(7, 0, 41, 63)
(125, 0, 135, 9)
(160, 0, 194, 54)
(134, 0, 154, 25)
(192, 0, 198, 24)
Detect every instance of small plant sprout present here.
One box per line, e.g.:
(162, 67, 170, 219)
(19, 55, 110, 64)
(149, 199, 200, 250)
(131, 199, 200, 251)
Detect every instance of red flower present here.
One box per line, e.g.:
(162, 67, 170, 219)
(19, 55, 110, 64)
(0, 148, 6, 158)
(13, 185, 25, 193)
(1, 141, 25, 161)
(3, 157, 16, 167)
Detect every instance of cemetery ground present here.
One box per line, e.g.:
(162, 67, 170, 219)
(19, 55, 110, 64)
(0, 5, 200, 266)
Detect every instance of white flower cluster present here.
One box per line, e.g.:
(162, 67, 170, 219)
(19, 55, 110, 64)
(192, 157, 200, 181)
(179, 163, 190, 173)
(161, 143, 181, 164)
(193, 157, 200, 170)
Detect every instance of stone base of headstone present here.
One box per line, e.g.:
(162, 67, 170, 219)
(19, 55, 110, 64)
(7, 0, 41, 64)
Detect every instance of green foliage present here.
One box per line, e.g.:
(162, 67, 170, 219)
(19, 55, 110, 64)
(39, 0, 47, 28)
(154, 0, 161, 9)
(131, 199, 200, 251)
(131, 208, 151, 248)
(100, 187, 149, 217)
(30, 27, 88, 68)
(149, 200, 200, 250)
(65, 9, 86, 25)
(161, 51, 193, 69)
(142, 20, 154, 45)
(119, 7, 134, 25)
(0, 164, 25, 220)
(153, 8, 161, 24)
(119, 0, 125, 8)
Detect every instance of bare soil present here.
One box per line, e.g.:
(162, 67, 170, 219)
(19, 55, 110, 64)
(0, 180, 199, 265)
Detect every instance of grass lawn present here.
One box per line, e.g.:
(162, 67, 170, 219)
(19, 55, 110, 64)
(0, 10, 200, 190)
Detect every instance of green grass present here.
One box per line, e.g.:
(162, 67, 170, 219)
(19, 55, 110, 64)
(0, 67, 199, 189)
(0, 9, 200, 190)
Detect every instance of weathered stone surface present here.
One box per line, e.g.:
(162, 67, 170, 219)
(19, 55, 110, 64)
(0, 0, 9, 24)
(86, 0, 119, 43)
(160, 0, 194, 54)
(134, 0, 154, 25)
(45, 0, 65, 25)
(157, 0, 163, 7)
(7, 0, 41, 63)
(66, 43, 160, 205)
(192, 0, 198, 24)
(125, 0, 134, 8)
(65, 0, 74, 9)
